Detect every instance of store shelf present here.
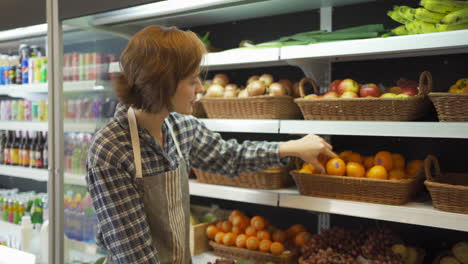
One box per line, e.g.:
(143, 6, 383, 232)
(279, 120, 468, 139)
(64, 122, 98, 133)
(199, 118, 279, 133)
(64, 173, 86, 186)
(0, 121, 48, 131)
(0, 165, 48, 182)
(0, 83, 48, 94)
(192, 251, 218, 263)
(67, 237, 106, 263)
(281, 30, 468, 62)
(189, 179, 279, 206)
(202, 48, 282, 70)
(63, 80, 111, 92)
(279, 189, 468, 232)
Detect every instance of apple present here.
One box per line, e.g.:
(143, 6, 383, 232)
(213, 73, 229, 86)
(329, 79, 342, 93)
(238, 89, 249, 98)
(359, 83, 381, 98)
(323, 91, 340, 98)
(400, 87, 418, 96)
(225, 83, 238, 92)
(247, 75, 259, 85)
(337, 78, 359, 95)
(380, 93, 398, 98)
(259, 74, 274, 86)
(223, 89, 238, 98)
(247, 80, 267, 96)
(388, 86, 402, 94)
(341, 91, 359, 98)
(268, 82, 286, 96)
(205, 84, 225, 97)
(304, 94, 319, 99)
(278, 79, 293, 95)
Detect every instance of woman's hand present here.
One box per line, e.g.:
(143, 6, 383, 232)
(279, 134, 337, 173)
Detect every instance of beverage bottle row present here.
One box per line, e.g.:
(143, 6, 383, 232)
(64, 132, 92, 174)
(64, 191, 96, 243)
(64, 97, 117, 121)
(63, 52, 117, 82)
(0, 130, 48, 168)
(0, 99, 48, 121)
(0, 44, 47, 86)
(0, 189, 45, 225)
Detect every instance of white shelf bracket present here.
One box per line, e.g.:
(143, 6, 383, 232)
(317, 213, 330, 234)
(286, 58, 331, 93)
(320, 6, 333, 32)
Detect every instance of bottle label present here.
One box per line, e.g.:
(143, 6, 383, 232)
(23, 150, 30, 166)
(30, 151, 36, 167)
(11, 148, 19, 165)
(4, 149, 10, 164)
(35, 151, 43, 168)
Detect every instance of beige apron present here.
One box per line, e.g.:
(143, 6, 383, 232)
(105, 107, 191, 264)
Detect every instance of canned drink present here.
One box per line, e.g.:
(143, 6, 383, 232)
(71, 53, 79, 81)
(21, 59, 29, 84)
(3, 65, 9, 85)
(32, 101, 39, 121)
(79, 53, 85, 81)
(0, 66, 4, 85)
(63, 54, 70, 81)
(34, 58, 42, 84)
(38, 100, 45, 121)
(85, 53, 92, 80)
(24, 100, 31, 121)
(11, 100, 18, 120)
(17, 100, 24, 121)
(5, 100, 11, 120)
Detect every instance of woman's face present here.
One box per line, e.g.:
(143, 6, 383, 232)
(171, 71, 203, 115)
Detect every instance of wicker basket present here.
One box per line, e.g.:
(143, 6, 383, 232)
(294, 71, 432, 121)
(209, 241, 297, 264)
(299, 248, 424, 264)
(192, 100, 207, 118)
(200, 96, 302, 119)
(290, 159, 425, 205)
(193, 166, 293, 189)
(429, 93, 468, 122)
(424, 155, 468, 214)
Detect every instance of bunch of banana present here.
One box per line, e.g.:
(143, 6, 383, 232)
(415, 8, 446, 23)
(388, 8, 410, 24)
(420, 0, 468, 13)
(440, 7, 468, 25)
(436, 22, 468, 31)
(407, 20, 439, 34)
(391, 25, 410, 35)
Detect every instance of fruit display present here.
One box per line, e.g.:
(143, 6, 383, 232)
(448, 78, 468, 93)
(298, 150, 423, 181)
(203, 73, 296, 99)
(300, 226, 423, 264)
(301, 77, 420, 100)
(433, 242, 468, 264)
(206, 209, 309, 260)
(388, 2, 468, 36)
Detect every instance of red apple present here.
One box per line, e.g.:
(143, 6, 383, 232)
(400, 87, 418, 96)
(329, 79, 342, 93)
(341, 91, 358, 98)
(337, 79, 359, 95)
(359, 83, 381, 98)
(323, 91, 339, 99)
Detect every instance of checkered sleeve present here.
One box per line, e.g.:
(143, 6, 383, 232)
(189, 119, 287, 177)
(86, 164, 159, 264)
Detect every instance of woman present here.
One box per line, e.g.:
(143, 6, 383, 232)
(86, 25, 336, 264)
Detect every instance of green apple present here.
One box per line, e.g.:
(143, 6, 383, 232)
(380, 93, 398, 98)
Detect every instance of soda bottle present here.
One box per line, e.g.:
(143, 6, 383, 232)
(43, 132, 48, 168)
(22, 131, 30, 167)
(0, 131, 5, 164)
(21, 59, 29, 85)
(31, 198, 43, 224)
(8, 200, 15, 223)
(29, 132, 37, 168)
(3, 131, 11, 164)
(10, 131, 20, 166)
(35, 131, 44, 169)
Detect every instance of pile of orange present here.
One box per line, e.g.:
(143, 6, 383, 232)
(206, 210, 311, 255)
(299, 150, 423, 180)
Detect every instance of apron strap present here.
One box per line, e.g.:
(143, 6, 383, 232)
(127, 107, 143, 179)
(164, 119, 184, 160)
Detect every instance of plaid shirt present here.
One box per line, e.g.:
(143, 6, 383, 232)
(86, 103, 287, 263)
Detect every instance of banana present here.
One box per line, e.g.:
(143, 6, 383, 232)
(391, 25, 410, 35)
(436, 22, 468, 31)
(420, 0, 468, 13)
(440, 7, 468, 25)
(417, 21, 439, 33)
(406, 21, 421, 34)
(415, 8, 447, 23)
(388, 10, 409, 24)
(398, 6, 417, 21)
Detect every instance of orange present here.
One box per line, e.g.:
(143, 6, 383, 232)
(231, 226, 244, 235)
(216, 221, 223, 230)
(236, 234, 247, 248)
(223, 232, 237, 246)
(318, 154, 329, 168)
(267, 225, 276, 234)
(245, 226, 257, 237)
(346, 162, 365, 177)
(392, 153, 405, 170)
(270, 242, 285, 255)
(240, 216, 250, 230)
(286, 224, 306, 239)
(348, 153, 363, 164)
(374, 151, 393, 170)
(339, 151, 353, 162)
(206, 225, 219, 239)
(406, 160, 423, 177)
(326, 158, 346, 176)
(221, 221, 232, 232)
(294, 231, 312, 247)
(389, 169, 405, 180)
(299, 163, 317, 174)
(228, 209, 244, 222)
(363, 156, 374, 169)
(257, 230, 271, 241)
(246, 236, 260, 250)
(215, 232, 225, 244)
(250, 216, 266, 231)
(272, 229, 286, 243)
(232, 215, 244, 227)
(259, 239, 273, 252)
(367, 165, 388, 180)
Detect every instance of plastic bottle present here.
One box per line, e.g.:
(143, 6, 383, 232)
(35, 132, 44, 169)
(20, 215, 33, 253)
(40, 58, 47, 83)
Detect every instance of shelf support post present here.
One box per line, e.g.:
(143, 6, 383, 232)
(318, 213, 330, 234)
(320, 6, 333, 32)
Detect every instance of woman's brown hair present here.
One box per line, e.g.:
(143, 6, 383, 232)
(114, 25, 207, 113)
